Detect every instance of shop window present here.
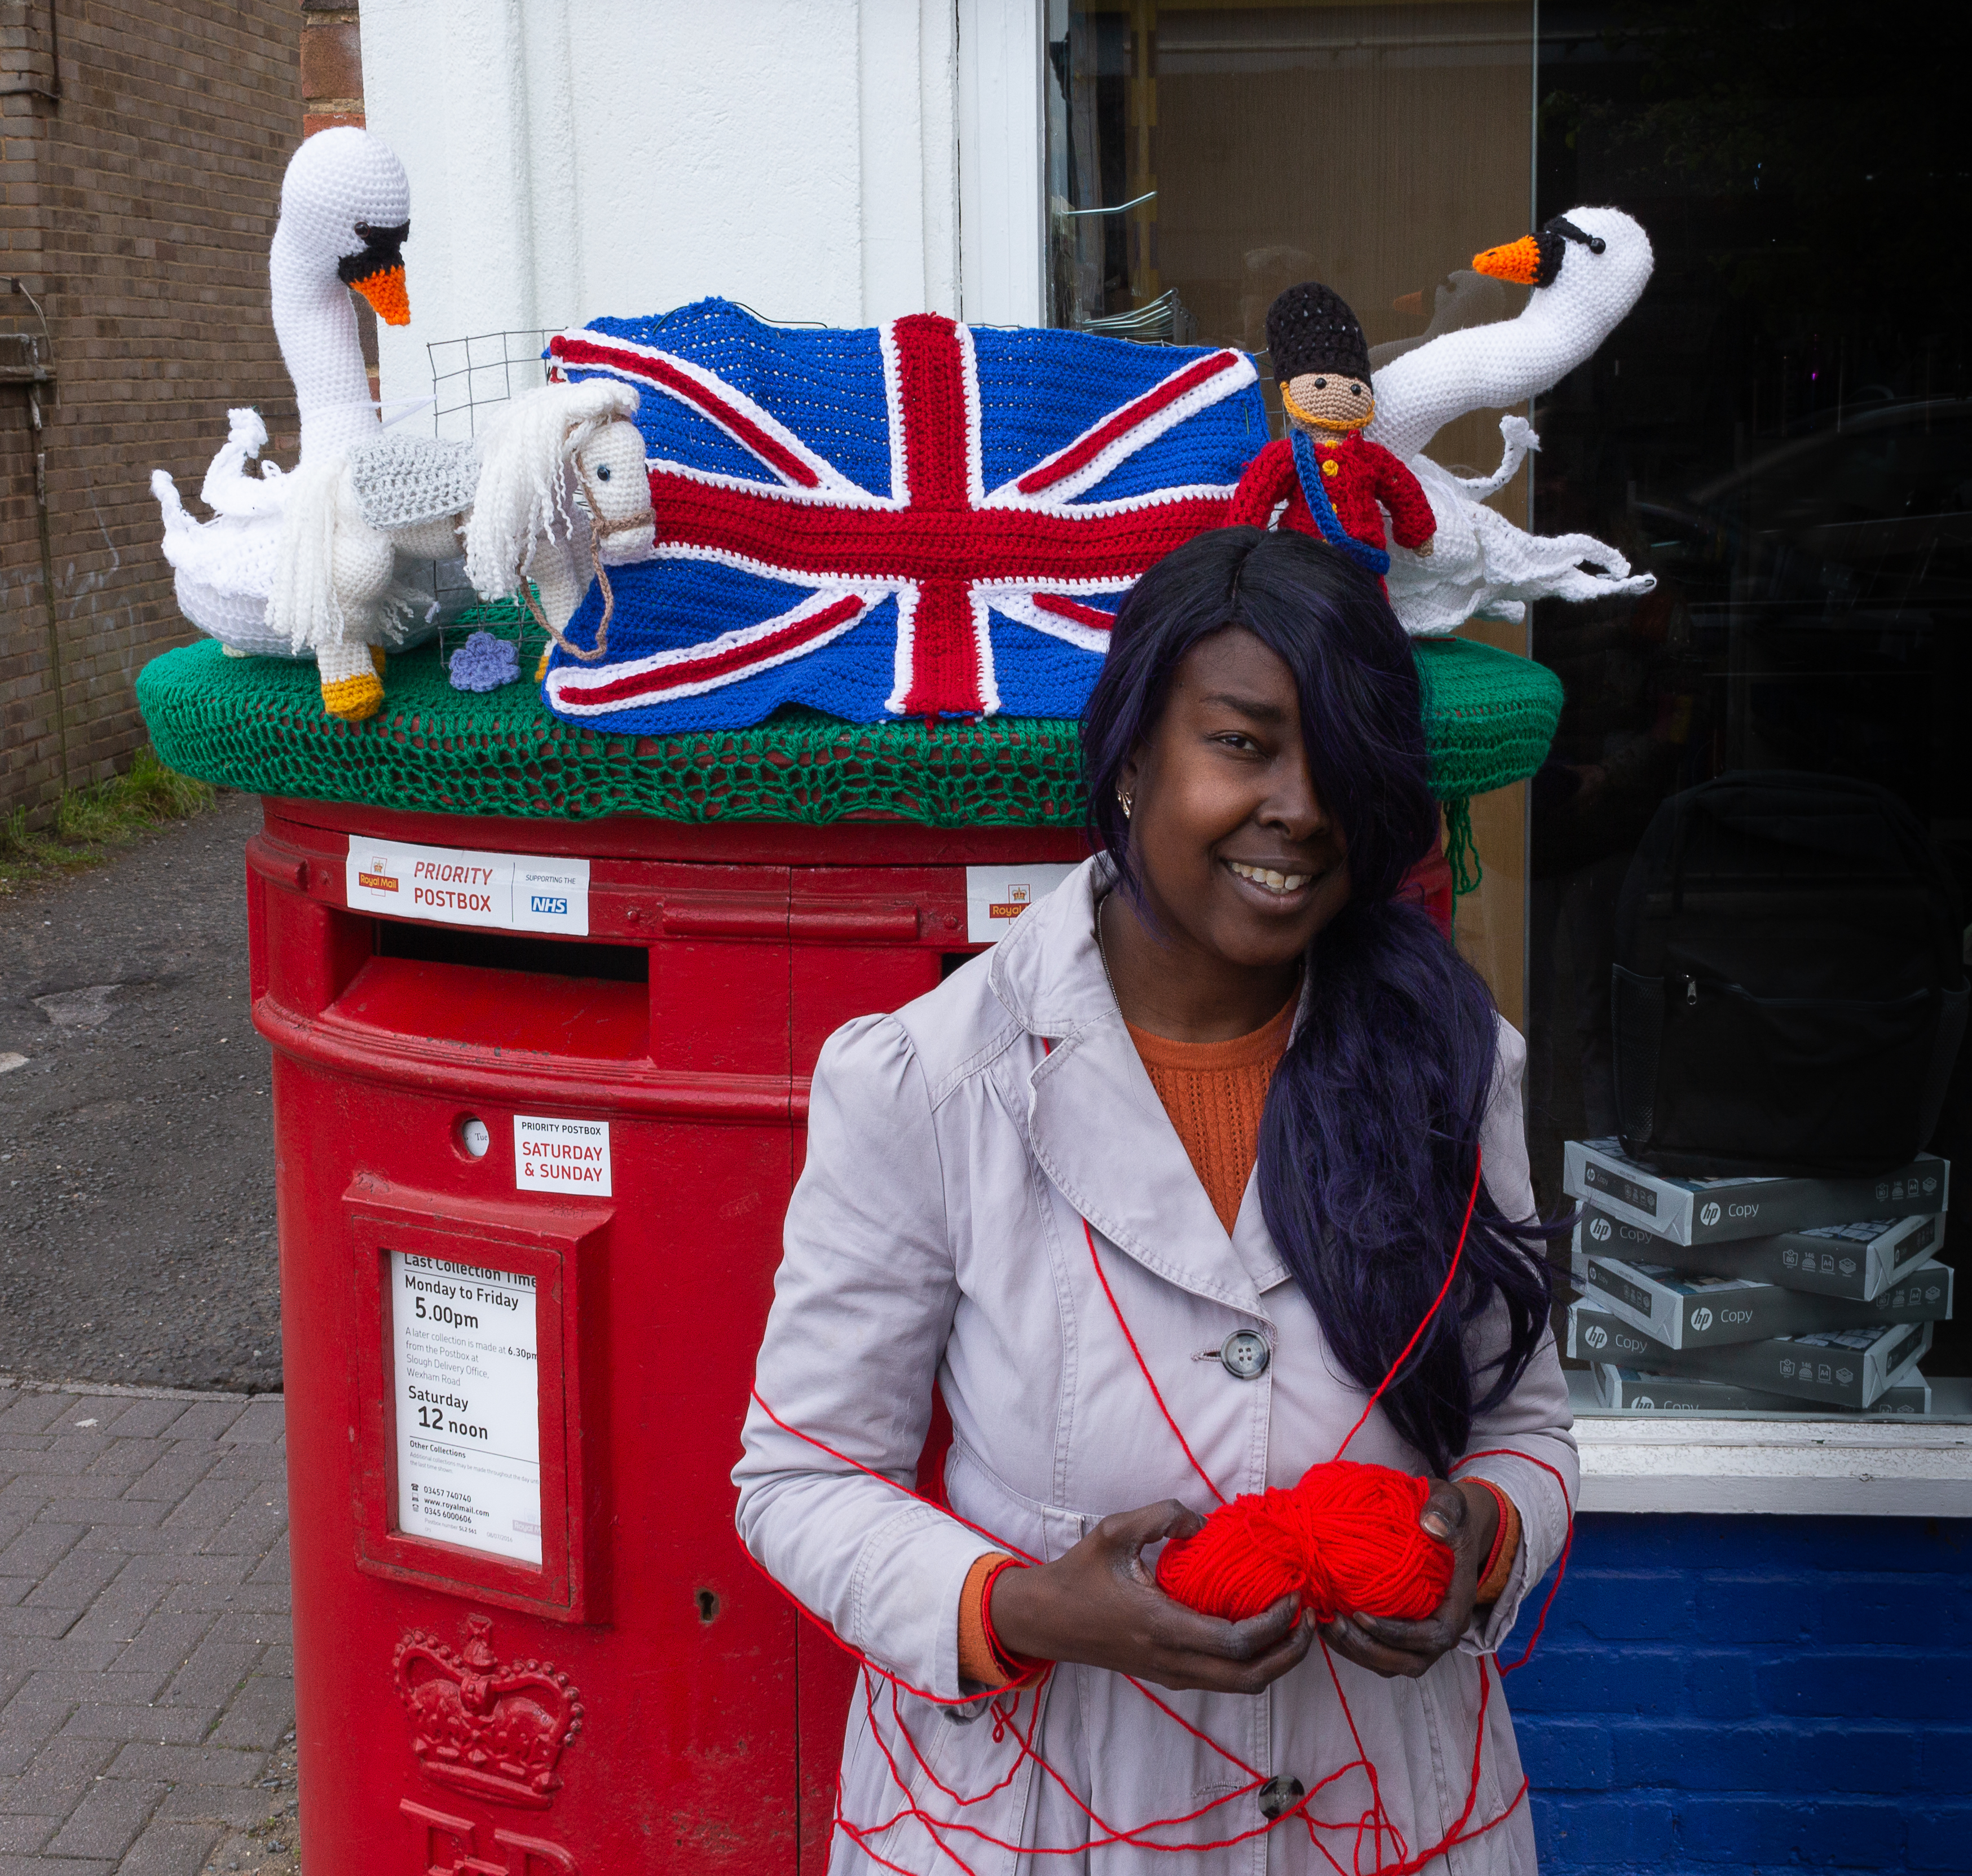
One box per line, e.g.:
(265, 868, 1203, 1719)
(1044, 0, 1971, 1425)
(1527, 1, 1971, 1420)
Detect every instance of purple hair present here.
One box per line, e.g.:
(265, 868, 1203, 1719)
(1081, 528, 1556, 1476)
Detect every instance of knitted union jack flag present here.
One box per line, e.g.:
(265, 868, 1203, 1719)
(540, 299, 1265, 730)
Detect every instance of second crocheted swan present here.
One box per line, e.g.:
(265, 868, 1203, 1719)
(1366, 205, 1658, 635)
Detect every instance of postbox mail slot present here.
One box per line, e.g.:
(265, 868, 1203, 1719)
(377, 922, 650, 984)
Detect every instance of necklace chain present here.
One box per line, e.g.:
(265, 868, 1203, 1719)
(1095, 891, 1123, 1014)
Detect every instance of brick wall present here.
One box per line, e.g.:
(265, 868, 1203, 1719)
(1, 1, 308, 819)
(1503, 1514, 1967, 1873)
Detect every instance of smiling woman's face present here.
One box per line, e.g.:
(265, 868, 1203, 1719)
(1120, 626, 1351, 974)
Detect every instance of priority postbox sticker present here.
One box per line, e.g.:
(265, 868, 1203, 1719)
(345, 837, 589, 936)
(964, 864, 1078, 946)
(513, 1114, 611, 1195)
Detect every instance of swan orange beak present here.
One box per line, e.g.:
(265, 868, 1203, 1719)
(338, 219, 412, 326)
(351, 264, 411, 326)
(1391, 289, 1424, 316)
(1472, 235, 1543, 286)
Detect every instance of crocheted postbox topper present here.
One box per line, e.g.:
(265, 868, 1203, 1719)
(539, 299, 1267, 732)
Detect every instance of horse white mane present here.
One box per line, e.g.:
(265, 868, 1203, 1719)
(464, 379, 640, 599)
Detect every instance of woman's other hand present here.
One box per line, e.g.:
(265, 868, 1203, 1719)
(1318, 1477, 1499, 1679)
(990, 1500, 1314, 1694)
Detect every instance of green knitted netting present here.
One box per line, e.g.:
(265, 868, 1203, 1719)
(136, 602, 1560, 829)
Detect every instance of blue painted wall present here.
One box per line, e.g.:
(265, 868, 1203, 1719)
(1499, 1515, 1969, 1873)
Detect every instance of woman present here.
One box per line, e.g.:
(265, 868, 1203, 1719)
(735, 527, 1574, 1873)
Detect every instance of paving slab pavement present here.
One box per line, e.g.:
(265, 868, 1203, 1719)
(0, 1381, 295, 1875)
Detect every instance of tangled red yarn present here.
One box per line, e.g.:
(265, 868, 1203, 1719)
(1154, 1460, 1455, 1624)
(745, 1140, 1578, 1871)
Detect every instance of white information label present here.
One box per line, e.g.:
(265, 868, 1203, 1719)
(964, 863, 1078, 946)
(345, 837, 589, 936)
(514, 1114, 612, 1196)
(390, 1253, 541, 1564)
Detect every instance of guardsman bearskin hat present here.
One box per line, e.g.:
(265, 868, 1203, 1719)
(1266, 281, 1373, 383)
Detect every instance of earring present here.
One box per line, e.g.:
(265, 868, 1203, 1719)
(1117, 790, 1133, 820)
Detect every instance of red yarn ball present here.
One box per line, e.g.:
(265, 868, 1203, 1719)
(1155, 1460, 1454, 1625)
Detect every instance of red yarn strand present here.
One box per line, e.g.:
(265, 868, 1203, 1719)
(1331, 1147, 1485, 1463)
(1079, 1213, 1228, 1507)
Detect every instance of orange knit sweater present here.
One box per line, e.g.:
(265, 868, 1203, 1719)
(1126, 997, 1296, 1232)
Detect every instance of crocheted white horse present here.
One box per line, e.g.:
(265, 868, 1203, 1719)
(265, 379, 655, 718)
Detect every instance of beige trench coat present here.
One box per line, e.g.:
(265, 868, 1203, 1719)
(735, 858, 1576, 1875)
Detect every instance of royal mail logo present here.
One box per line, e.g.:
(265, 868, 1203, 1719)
(1690, 1307, 1713, 1332)
(1699, 1201, 1722, 1227)
(1590, 1217, 1612, 1242)
(989, 884, 1036, 922)
(359, 858, 400, 892)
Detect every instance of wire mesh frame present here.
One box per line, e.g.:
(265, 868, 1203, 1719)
(404, 330, 559, 625)
(426, 328, 558, 442)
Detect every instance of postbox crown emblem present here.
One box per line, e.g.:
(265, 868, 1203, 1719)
(393, 1615, 584, 1810)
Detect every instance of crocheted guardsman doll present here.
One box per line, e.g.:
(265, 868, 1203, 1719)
(1228, 281, 1435, 586)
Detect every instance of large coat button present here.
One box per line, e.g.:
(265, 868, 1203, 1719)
(1219, 1330, 1270, 1379)
(1258, 1775, 1305, 1820)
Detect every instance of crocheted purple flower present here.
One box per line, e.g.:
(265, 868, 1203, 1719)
(448, 630, 520, 693)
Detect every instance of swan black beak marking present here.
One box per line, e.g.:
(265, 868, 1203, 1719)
(339, 219, 411, 326)
(1474, 216, 1607, 289)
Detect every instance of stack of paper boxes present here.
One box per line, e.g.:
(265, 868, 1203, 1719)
(1561, 1140, 1952, 1414)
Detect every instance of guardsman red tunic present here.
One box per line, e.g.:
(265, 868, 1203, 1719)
(1227, 431, 1436, 559)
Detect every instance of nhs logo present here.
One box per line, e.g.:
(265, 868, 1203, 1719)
(510, 860, 590, 936)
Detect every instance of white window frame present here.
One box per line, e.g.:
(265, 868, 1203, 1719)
(955, 0, 1046, 326)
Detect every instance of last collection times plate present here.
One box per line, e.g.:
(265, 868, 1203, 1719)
(390, 1252, 542, 1565)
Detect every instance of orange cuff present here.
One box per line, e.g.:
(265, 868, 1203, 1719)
(1473, 1482, 1521, 1606)
(958, 1552, 1018, 1688)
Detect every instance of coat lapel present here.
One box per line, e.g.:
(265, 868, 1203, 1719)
(991, 858, 1272, 1318)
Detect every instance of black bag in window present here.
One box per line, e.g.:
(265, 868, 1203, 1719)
(1611, 771, 1968, 1177)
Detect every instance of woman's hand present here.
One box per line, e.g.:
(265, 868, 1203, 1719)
(989, 1500, 1314, 1694)
(1318, 1478, 1499, 1680)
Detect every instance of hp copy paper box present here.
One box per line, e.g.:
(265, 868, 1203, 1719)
(1592, 1363, 1932, 1416)
(1577, 1204, 1942, 1302)
(1569, 1243, 1952, 1350)
(1567, 1303, 1933, 1409)
(1562, 1139, 1948, 1247)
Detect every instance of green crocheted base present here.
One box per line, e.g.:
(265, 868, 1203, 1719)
(136, 603, 1559, 828)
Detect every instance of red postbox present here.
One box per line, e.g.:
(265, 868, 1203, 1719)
(248, 794, 1087, 1873)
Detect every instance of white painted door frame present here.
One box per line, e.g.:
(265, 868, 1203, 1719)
(955, 0, 1045, 326)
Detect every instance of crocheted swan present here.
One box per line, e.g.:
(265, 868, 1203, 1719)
(1365, 205, 1658, 635)
(153, 129, 656, 719)
(152, 129, 413, 666)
